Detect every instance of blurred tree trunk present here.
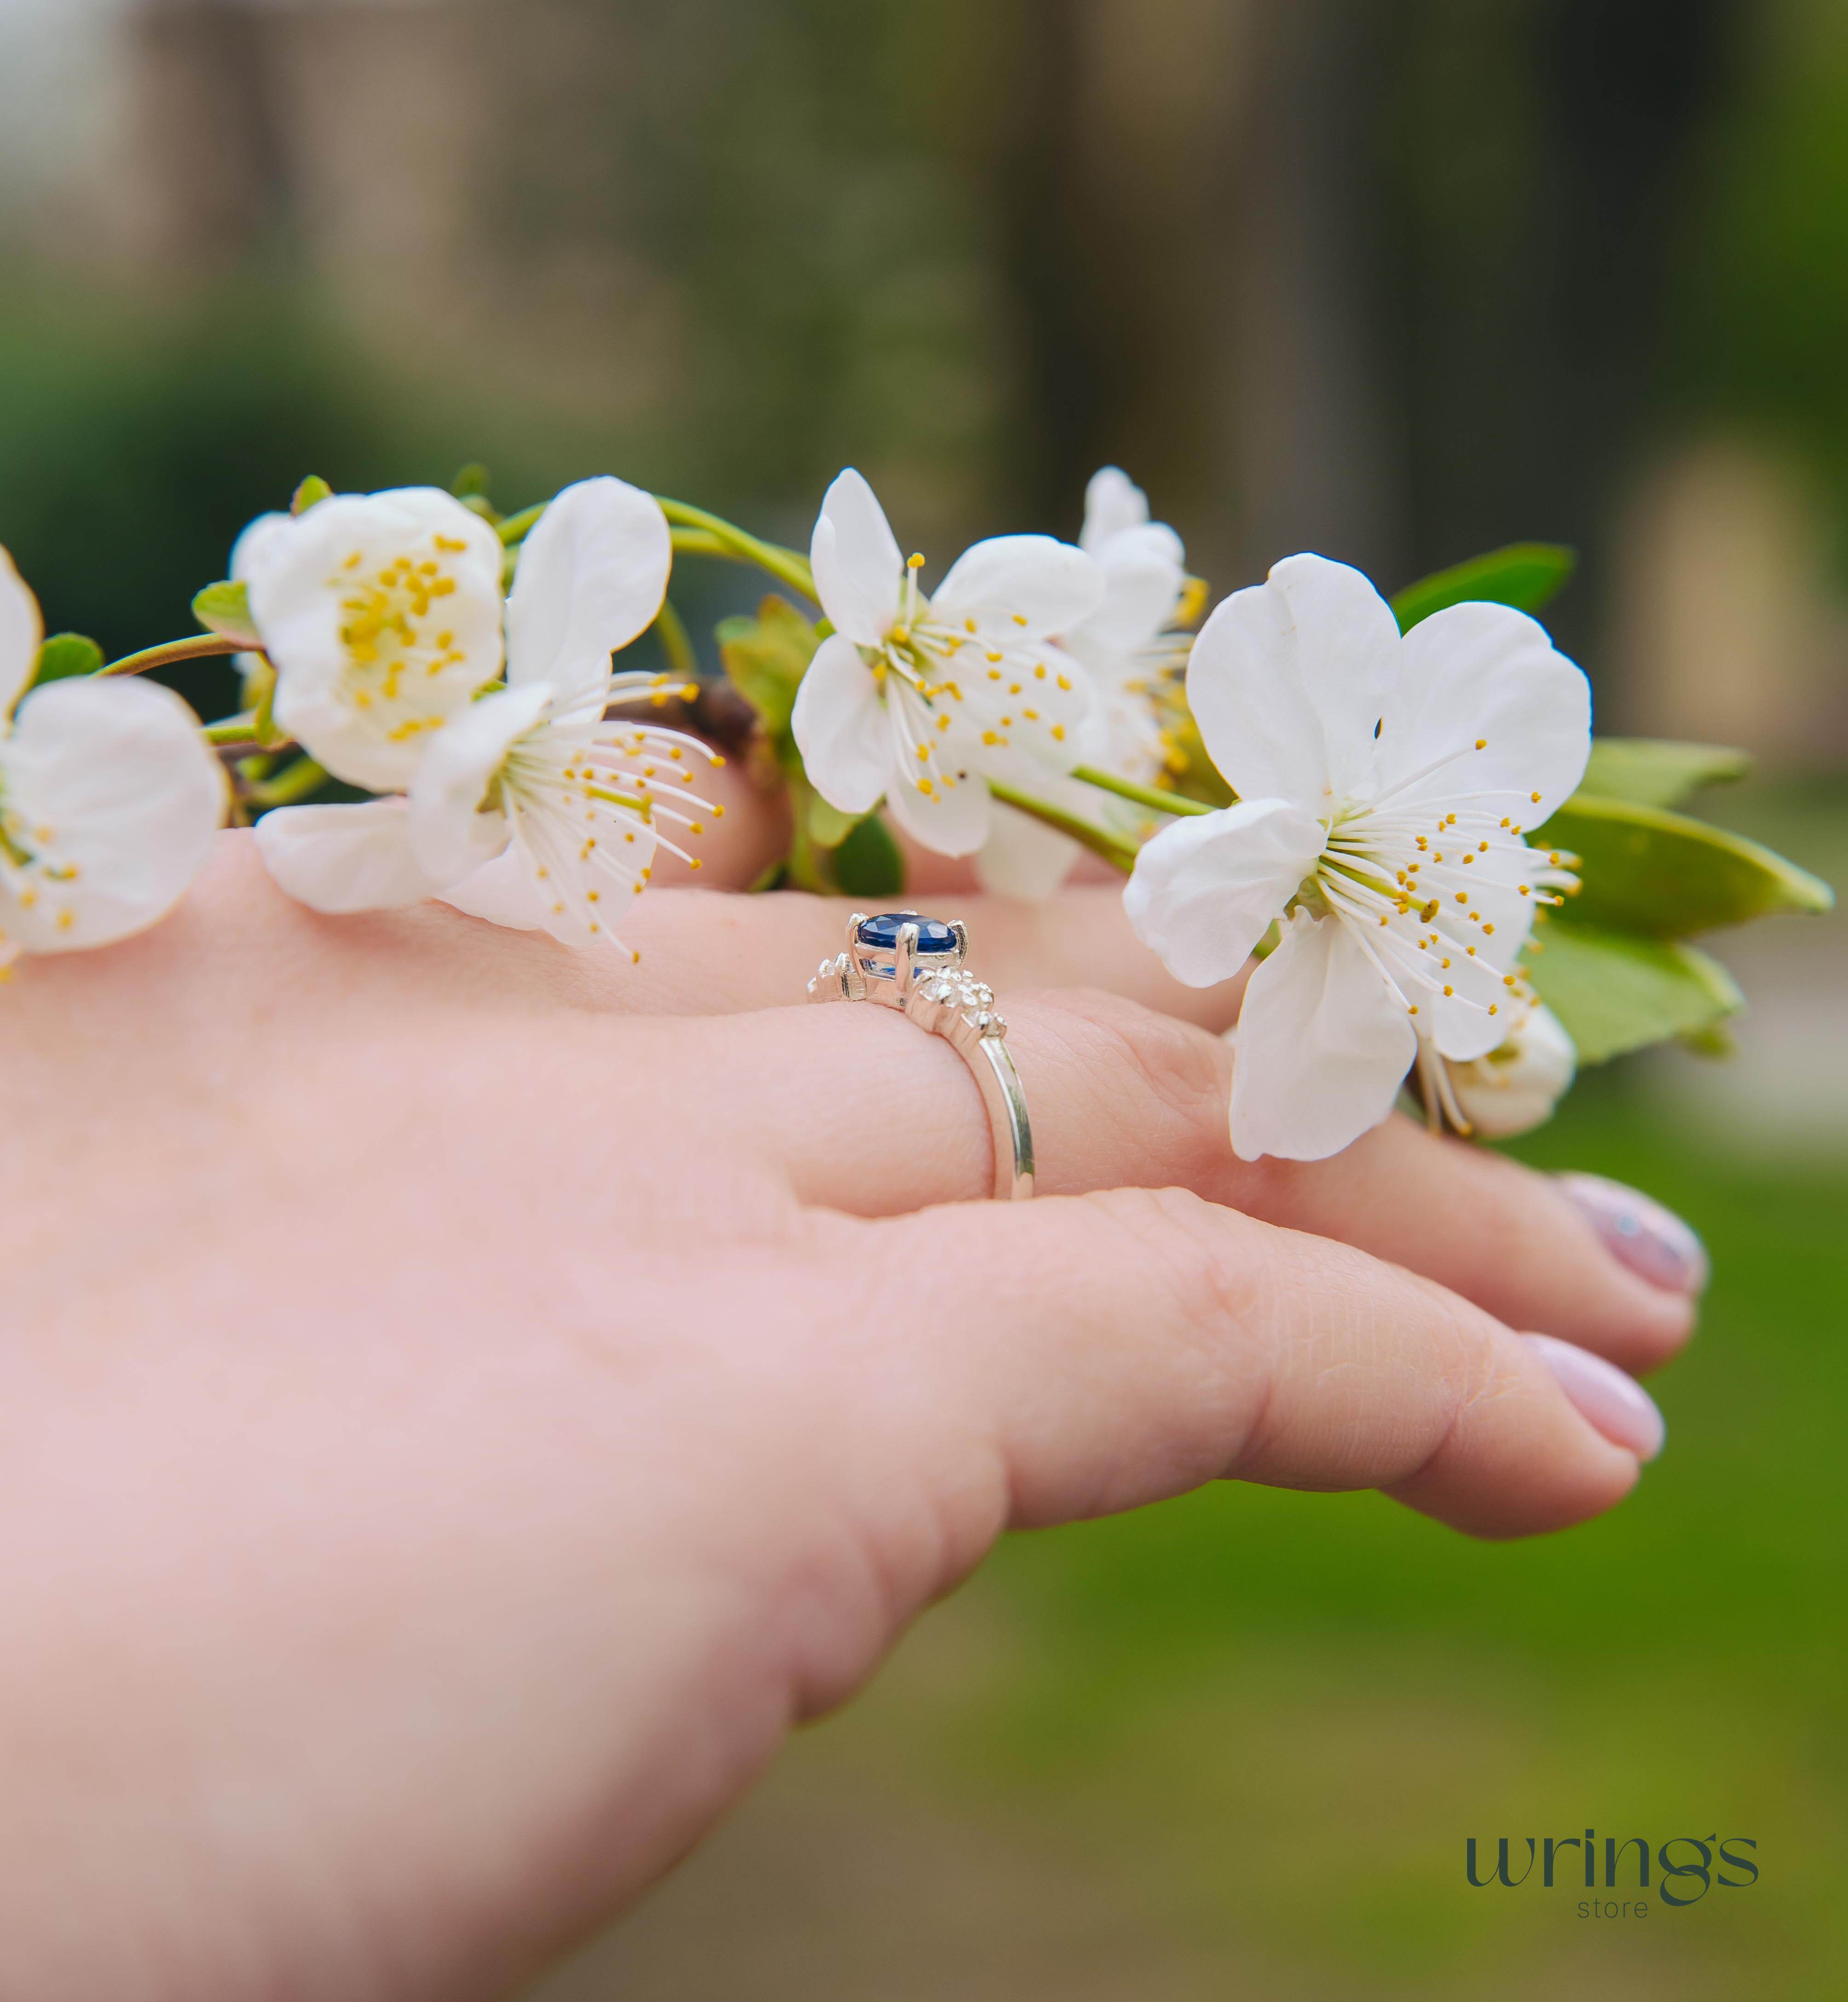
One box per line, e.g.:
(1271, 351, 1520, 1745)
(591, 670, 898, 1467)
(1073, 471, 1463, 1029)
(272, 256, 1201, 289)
(981, 0, 1401, 587)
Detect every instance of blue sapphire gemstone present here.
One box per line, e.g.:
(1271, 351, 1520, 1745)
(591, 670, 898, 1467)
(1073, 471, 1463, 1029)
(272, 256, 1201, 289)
(856, 912, 959, 969)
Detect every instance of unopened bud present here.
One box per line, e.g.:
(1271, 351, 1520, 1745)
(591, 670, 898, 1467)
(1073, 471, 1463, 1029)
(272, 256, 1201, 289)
(1446, 1002, 1576, 1139)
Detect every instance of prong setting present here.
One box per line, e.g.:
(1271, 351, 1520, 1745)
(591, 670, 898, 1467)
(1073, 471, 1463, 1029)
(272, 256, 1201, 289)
(895, 921, 920, 998)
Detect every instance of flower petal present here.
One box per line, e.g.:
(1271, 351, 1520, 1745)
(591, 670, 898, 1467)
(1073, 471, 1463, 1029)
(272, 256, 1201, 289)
(810, 469, 904, 647)
(438, 846, 556, 933)
(406, 682, 544, 884)
(505, 476, 672, 720)
(1383, 602, 1591, 823)
(1187, 553, 1402, 808)
(0, 543, 44, 715)
(974, 798, 1080, 900)
(1371, 902, 1518, 1062)
(1123, 797, 1324, 988)
(1082, 469, 1185, 573)
(228, 511, 291, 685)
(0, 676, 225, 952)
(1230, 909, 1417, 1161)
(791, 633, 891, 816)
(251, 487, 505, 793)
(1079, 467, 1144, 551)
(230, 510, 290, 585)
(254, 798, 446, 914)
(931, 535, 1102, 637)
(883, 756, 993, 857)
(1066, 523, 1186, 658)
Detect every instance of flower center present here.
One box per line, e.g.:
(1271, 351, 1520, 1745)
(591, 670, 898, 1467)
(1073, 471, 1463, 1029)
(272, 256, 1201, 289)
(331, 533, 479, 742)
(872, 557, 1077, 797)
(0, 764, 80, 935)
(1282, 753, 1577, 1031)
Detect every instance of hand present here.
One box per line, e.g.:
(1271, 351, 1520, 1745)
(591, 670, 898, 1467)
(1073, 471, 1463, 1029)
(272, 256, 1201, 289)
(0, 838, 1699, 1999)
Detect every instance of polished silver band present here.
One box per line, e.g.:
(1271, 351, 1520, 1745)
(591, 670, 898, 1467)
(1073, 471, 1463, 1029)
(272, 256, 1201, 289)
(807, 911, 1035, 1202)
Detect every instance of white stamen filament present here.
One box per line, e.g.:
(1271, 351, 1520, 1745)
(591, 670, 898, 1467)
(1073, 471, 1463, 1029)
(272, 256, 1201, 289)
(1305, 765, 1580, 1031)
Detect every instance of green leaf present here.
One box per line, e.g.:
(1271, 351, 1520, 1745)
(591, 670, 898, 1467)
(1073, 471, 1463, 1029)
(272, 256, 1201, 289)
(717, 595, 819, 739)
(1391, 543, 1577, 633)
(191, 579, 262, 648)
(1523, 922, 1744, 1064)
(1542, 794, 1833, 937)
(450, 462, 491, 499)
(291, 474, 332, 516)
(31, 632, 104, 686)
(833, 812, 905, 897)
(807, 793, 858, 850)
(1576, 737, 1752, 809)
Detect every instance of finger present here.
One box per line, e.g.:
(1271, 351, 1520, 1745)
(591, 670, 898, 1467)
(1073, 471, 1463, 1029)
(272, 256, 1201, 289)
(708, 989, 1693, 1370)
(855, 1186, 1653, 1542)
(884, 825, 1126, 898)
(444, 880, 1251, 1031)
(207, 832, 1248, 1034)
(1228, 1119, 1699, 1376)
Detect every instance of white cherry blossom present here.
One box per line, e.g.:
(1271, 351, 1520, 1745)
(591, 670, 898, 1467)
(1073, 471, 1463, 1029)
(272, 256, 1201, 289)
(1068, 467, 1190, 782)
(254, 476, 716, 953)
(227, 507, 289, 696)
(791, 469, 1102, 858)
(0, 547, 226, 967)
(1125, 553, 1590, 1161)
(244, 486, 507, 792)
(978, 466, 1190, 899)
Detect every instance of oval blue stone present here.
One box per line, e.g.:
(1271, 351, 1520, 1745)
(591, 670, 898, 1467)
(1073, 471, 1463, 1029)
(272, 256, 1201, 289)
(857, 912, 959, 957)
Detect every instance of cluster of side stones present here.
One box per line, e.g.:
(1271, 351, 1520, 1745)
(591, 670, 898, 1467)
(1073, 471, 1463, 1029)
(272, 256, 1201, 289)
(915, 969, 1005, 1039)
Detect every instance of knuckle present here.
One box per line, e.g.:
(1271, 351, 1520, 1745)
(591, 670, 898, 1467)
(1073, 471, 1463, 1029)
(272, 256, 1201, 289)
(1043, 989, 1230, 1151)
(1077, 1185, 1260, 1325)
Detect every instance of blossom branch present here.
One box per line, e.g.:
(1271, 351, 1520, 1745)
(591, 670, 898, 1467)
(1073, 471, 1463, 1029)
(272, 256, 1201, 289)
(1069, 764, 1218, 820)
(501, 492, 816, 603)
(202, 713, 262, 746)
(243, 756, 330, 810)
(988, 779, 1140, 874)
(655, 499, 817, 602)
(99, 635, 249, 678)
(653, 600, 699, 684)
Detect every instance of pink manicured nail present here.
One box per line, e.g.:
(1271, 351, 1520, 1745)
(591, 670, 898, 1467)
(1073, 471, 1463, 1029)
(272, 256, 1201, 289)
(1557, 1172, 1710, 1297)
(1523, 1333, 1667, 1462)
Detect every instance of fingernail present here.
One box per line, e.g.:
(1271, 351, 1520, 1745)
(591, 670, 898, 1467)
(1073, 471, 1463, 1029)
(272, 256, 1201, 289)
(1557, 1172, 1710, 1297)
(1523, 1333, 1667, 1462)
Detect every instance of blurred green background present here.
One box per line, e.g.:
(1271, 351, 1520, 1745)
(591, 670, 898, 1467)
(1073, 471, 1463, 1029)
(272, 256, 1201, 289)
(1, 0, 1842, 1994)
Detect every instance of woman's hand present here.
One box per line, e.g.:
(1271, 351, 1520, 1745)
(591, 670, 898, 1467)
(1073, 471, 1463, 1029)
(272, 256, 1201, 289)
(0, 837, 1700, 2000)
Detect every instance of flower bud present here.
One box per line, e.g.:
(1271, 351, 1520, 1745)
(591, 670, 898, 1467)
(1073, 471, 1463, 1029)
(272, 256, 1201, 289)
(1446, 1002, 1577, 1138)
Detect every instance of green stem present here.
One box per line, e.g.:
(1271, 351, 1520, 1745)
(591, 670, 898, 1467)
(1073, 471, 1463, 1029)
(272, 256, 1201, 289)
(202, 713, 260, 745)
(250, 660, 283, 746)
(245, 757, 330, 810)
(657, 498, 817, 602)
(775, 750, 830, 894)
(1069, 764, 1217, 819)
(497, 503, 547, 547)
(669, 527, 730, 560)
(501, 493, 816, 602)
(654, 599, 699, 683)
(988, 779, 1140, 874)
(100, 634, 247, 677)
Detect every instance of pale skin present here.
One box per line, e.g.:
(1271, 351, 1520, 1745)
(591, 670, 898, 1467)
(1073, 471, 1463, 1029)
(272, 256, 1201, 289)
(0, 832, 1695, 2000)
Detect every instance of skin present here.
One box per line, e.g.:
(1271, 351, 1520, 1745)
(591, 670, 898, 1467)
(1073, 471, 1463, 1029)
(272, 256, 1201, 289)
(0, 835, 1694, 2000)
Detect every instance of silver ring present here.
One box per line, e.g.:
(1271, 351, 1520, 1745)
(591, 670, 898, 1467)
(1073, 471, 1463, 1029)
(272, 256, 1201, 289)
(807, 911, 1035, 1202)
